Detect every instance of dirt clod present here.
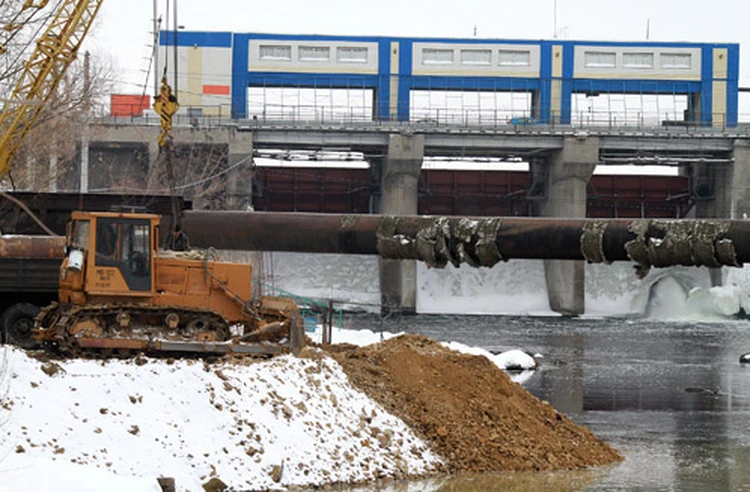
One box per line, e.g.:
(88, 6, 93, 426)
(270, 464, 283, 482)
(40, 362, 63, 377)
(329, 334, 622, 473)
(202, 477, 227, 491)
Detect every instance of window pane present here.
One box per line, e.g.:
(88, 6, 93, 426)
(623, 52, 654, 68)
(121, 222, 150, 278)
(259, 45, 291, 61)
(71, 220, 90, 251)
(460, 49, 491, 65)
(337, 46, 368, 63)
(498, 50, 531, 66)
(95, 218, 118, 267)
(661, 53, 691, 69)
(584, 51, 616, 68)
(423, 48, 454, 65)
(299, 46, 330, 62)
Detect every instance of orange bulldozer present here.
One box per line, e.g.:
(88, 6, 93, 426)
(34, 208, 305, 357)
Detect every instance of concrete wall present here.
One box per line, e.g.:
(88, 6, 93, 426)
(226, 131, 254, 210)
(87, 126, 249, 209)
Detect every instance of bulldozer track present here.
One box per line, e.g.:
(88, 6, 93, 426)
(37, 303, 232, 356)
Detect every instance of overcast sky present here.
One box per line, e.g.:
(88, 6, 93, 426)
(89, 0, 750, 104)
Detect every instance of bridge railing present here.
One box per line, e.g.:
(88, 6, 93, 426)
(96, 103, 750, 133)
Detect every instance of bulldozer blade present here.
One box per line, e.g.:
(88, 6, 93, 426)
(74, 337, 285, 355)
(239, 321, 286, 343)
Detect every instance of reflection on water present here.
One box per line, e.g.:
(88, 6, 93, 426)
(327, 314, 750, 491)
(342, 469, 608, 492)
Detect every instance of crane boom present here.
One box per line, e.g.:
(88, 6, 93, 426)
(0, 0, 103, 181)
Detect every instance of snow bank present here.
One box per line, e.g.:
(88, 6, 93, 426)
(0, 328, 539, 491)
(0, 346, 442, 491)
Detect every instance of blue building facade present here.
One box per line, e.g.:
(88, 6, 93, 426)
(159, 31, 739, 127)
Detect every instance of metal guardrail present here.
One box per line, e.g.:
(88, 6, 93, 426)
(95, 103, 750, 136)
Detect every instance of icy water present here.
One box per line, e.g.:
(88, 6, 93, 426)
(337, 314, 750, 491)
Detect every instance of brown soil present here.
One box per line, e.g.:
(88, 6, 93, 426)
(326, 334, 622, 473)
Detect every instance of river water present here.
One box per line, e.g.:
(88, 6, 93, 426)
(269, 253, 750, 489)
(336, 313, 750, 491)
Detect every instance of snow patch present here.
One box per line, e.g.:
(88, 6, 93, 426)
(0, 345, 442, 491)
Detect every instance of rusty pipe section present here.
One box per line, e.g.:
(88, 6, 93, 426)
(182, 211, 750, 274)
(0, 234, 65, 259)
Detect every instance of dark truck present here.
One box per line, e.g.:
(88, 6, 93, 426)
(0, 192, 187, 346)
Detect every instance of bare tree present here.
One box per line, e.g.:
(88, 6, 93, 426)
(0, 1, 58, 88)
(0, 2, 115, 192)
(1, 3, 245, 206)
(3, 50, 114, 191)
(153, 142, 234, 210)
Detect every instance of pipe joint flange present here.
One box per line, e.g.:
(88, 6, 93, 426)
(580, 220, 610, 264)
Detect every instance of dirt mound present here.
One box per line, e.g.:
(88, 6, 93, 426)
(328, 334, 622, 472)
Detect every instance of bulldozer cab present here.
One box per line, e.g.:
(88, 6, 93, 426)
(64, 210, 160, 300)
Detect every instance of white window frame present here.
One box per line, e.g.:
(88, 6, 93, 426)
(660, 53, 692, 69)
(584, 51, 617, 68)
(460, 49, 492, 66)
(498, 50, 531, 67)
(622, 52, 654, 69)
(336, 46, 368, 63)
(298, 46, 331, 62)
(422, 48, 454, 65)
(259, 45, 292, 61)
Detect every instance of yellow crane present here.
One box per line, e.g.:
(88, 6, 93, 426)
(0, 0, 103, 181)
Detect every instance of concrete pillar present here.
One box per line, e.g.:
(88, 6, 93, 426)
(530, 90, 541, 121)
(697, 141, 750, 219)
(368, 156, 383, 214)
(79, 129, 89, 192)
(540, 136, 598, 315)
(379, 134, 424, 314)
(730, 141, 750, 217)
(48, 140, 58, 192)
(226, 130, 254, 210)
(694, 140, 750, 286)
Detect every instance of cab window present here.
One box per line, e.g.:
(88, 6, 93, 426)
(94, 217, 151, 290)
(70, 220, 90, 251)
(120, 221, 150, 278)
(95, 218, 119, 267)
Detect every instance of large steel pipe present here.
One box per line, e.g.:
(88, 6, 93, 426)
(183, 211, 750, 273)
(0, 235, 65, 259)
(7, 212, 750, 275)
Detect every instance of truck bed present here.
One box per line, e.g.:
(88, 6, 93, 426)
(0, 258, 60, 293)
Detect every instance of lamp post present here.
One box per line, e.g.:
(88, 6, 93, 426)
(553, 0, 558, 38)
(153, 0, 159, 97)
(173, 0, 178, 96)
